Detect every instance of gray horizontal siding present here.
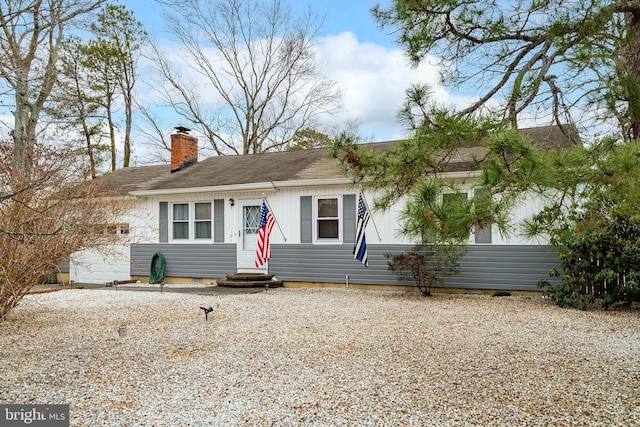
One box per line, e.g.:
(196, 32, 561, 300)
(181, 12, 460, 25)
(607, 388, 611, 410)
(269, 244, 399, 285)
(130, 243, 561, 291)
(130, 244, 236, 278)
(445, 245, 561, 291)
(269, 244, 561, 292)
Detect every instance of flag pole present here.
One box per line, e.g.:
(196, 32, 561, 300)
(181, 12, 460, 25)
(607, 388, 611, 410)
(359, 190, 382, 242)
(262, 193, 287, 241)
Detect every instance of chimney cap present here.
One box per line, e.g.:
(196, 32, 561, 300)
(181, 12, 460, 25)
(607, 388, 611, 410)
(174, 126, 191, 134)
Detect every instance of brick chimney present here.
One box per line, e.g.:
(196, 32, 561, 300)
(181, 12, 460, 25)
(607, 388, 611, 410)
(170, 129, 198, 173)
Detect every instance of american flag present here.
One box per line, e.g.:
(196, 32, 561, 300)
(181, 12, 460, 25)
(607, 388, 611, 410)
(255, 200, 275, 268)
(353, 193, 371, 267)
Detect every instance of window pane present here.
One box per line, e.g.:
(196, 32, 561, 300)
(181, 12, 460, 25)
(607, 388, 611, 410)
(173, 204, 189, 221)
(318, 198, 338, 217)
(442, 192, 468, 206)
(318, 219, 339, 238)
(244, 205, 260, 234)
(173, 222, 189, 239)
(195, 203, 211, 220)
(195, 221, 212, 239)
(108, 223, 130, 235)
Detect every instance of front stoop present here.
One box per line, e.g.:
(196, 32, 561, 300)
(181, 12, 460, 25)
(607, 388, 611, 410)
(217, 273, 283, 288)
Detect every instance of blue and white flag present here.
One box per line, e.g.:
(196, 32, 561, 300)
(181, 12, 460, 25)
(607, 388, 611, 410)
(353, 193, 371, 267)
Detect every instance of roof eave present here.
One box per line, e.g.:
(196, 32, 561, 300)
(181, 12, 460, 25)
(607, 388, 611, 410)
(129, 178, 355, 197)
(440, 170, 482, 179)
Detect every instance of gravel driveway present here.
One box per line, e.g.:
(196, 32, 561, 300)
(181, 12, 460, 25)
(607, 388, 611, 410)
(1, 288, 639, 426)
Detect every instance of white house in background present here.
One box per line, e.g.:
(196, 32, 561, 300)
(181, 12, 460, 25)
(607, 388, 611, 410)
(67, 166, 163, 285)
(67, 125, 579, 292)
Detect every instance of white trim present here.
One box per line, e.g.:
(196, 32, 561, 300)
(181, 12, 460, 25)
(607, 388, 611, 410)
(236, 198, 264, 271)
(169, 201, 214, 242)
(130, 173, 478, 198)
(439, 170, 482, 179)
(130, 178, 354, 197)
(313, 195, 342, 244)
(272, 178, 353, 188)
(170, 202, 190, 242)
(193, 201, 214, 241)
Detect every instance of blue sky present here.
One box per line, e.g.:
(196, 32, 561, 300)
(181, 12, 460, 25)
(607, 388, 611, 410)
(126, 0, 394, 46)
(307, 1, 395, 47)
(0, 1, 581, 167)
(115, 0, 458, 164)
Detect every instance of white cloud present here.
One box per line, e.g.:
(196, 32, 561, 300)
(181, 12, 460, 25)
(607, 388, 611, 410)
(1, 30, 465, 165)
(314, 31, 451, 141)
(133, 31, 438, 157)
(132, 30, 465, 161)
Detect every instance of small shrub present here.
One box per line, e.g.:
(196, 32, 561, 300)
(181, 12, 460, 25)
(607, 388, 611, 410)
(386, 243, 464, 296)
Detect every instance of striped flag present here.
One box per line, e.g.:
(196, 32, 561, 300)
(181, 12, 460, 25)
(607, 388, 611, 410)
(353, 193, 371, 267)
(255, 200, 276, 268)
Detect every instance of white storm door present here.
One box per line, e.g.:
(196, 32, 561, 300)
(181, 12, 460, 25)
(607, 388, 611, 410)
(237, 199, 262, 271)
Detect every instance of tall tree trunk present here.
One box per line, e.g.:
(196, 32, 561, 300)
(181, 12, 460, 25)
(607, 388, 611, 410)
(13, 73, 38, 175)
(123, 93, 132, 168)
(82, 121, 97, 179)
(624, 9, 640, 140)
(106, 99, 116, 172)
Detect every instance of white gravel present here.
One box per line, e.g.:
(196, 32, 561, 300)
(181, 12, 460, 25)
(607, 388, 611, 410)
(1, 288, 639, 426)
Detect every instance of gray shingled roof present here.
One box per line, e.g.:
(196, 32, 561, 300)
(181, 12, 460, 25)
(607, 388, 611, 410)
(98, 164, 168, 196)
(98, 124, 579, 196)
(519, 124, 579, 149)
(141, 145, 346, 192)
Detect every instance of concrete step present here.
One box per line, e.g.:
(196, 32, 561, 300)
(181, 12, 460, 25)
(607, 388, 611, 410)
(217, 273, 283, 288)
(217, 279, 283, 288)
(225, 273, 275, 281)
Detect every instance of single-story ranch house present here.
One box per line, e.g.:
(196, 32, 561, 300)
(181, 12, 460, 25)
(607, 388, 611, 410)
(64, 125, 578, 293)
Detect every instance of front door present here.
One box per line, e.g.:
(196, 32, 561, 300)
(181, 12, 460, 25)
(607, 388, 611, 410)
(236, 199, 263, 271)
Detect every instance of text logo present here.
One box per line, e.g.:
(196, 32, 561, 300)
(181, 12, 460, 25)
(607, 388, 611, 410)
(1, 405, 69, 426)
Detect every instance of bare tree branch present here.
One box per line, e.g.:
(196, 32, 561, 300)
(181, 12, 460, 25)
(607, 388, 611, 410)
(146, 0, 341, 155)
(0, 0, 107, 174)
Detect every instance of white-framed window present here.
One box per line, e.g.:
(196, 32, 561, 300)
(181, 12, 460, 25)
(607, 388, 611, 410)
(315, 196, 340, 241)
(440, 190, 492, 244)
(171, 202, 213, 241)
(107, 223, 130, 235)
(194, 202, 212, 239)
(172, 203, 189, 240)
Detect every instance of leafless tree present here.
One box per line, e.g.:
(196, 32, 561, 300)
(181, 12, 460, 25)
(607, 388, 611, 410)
(0, 138, 128, 321)
(0, 0, 107, 174)
(148, 0, 342, 155)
